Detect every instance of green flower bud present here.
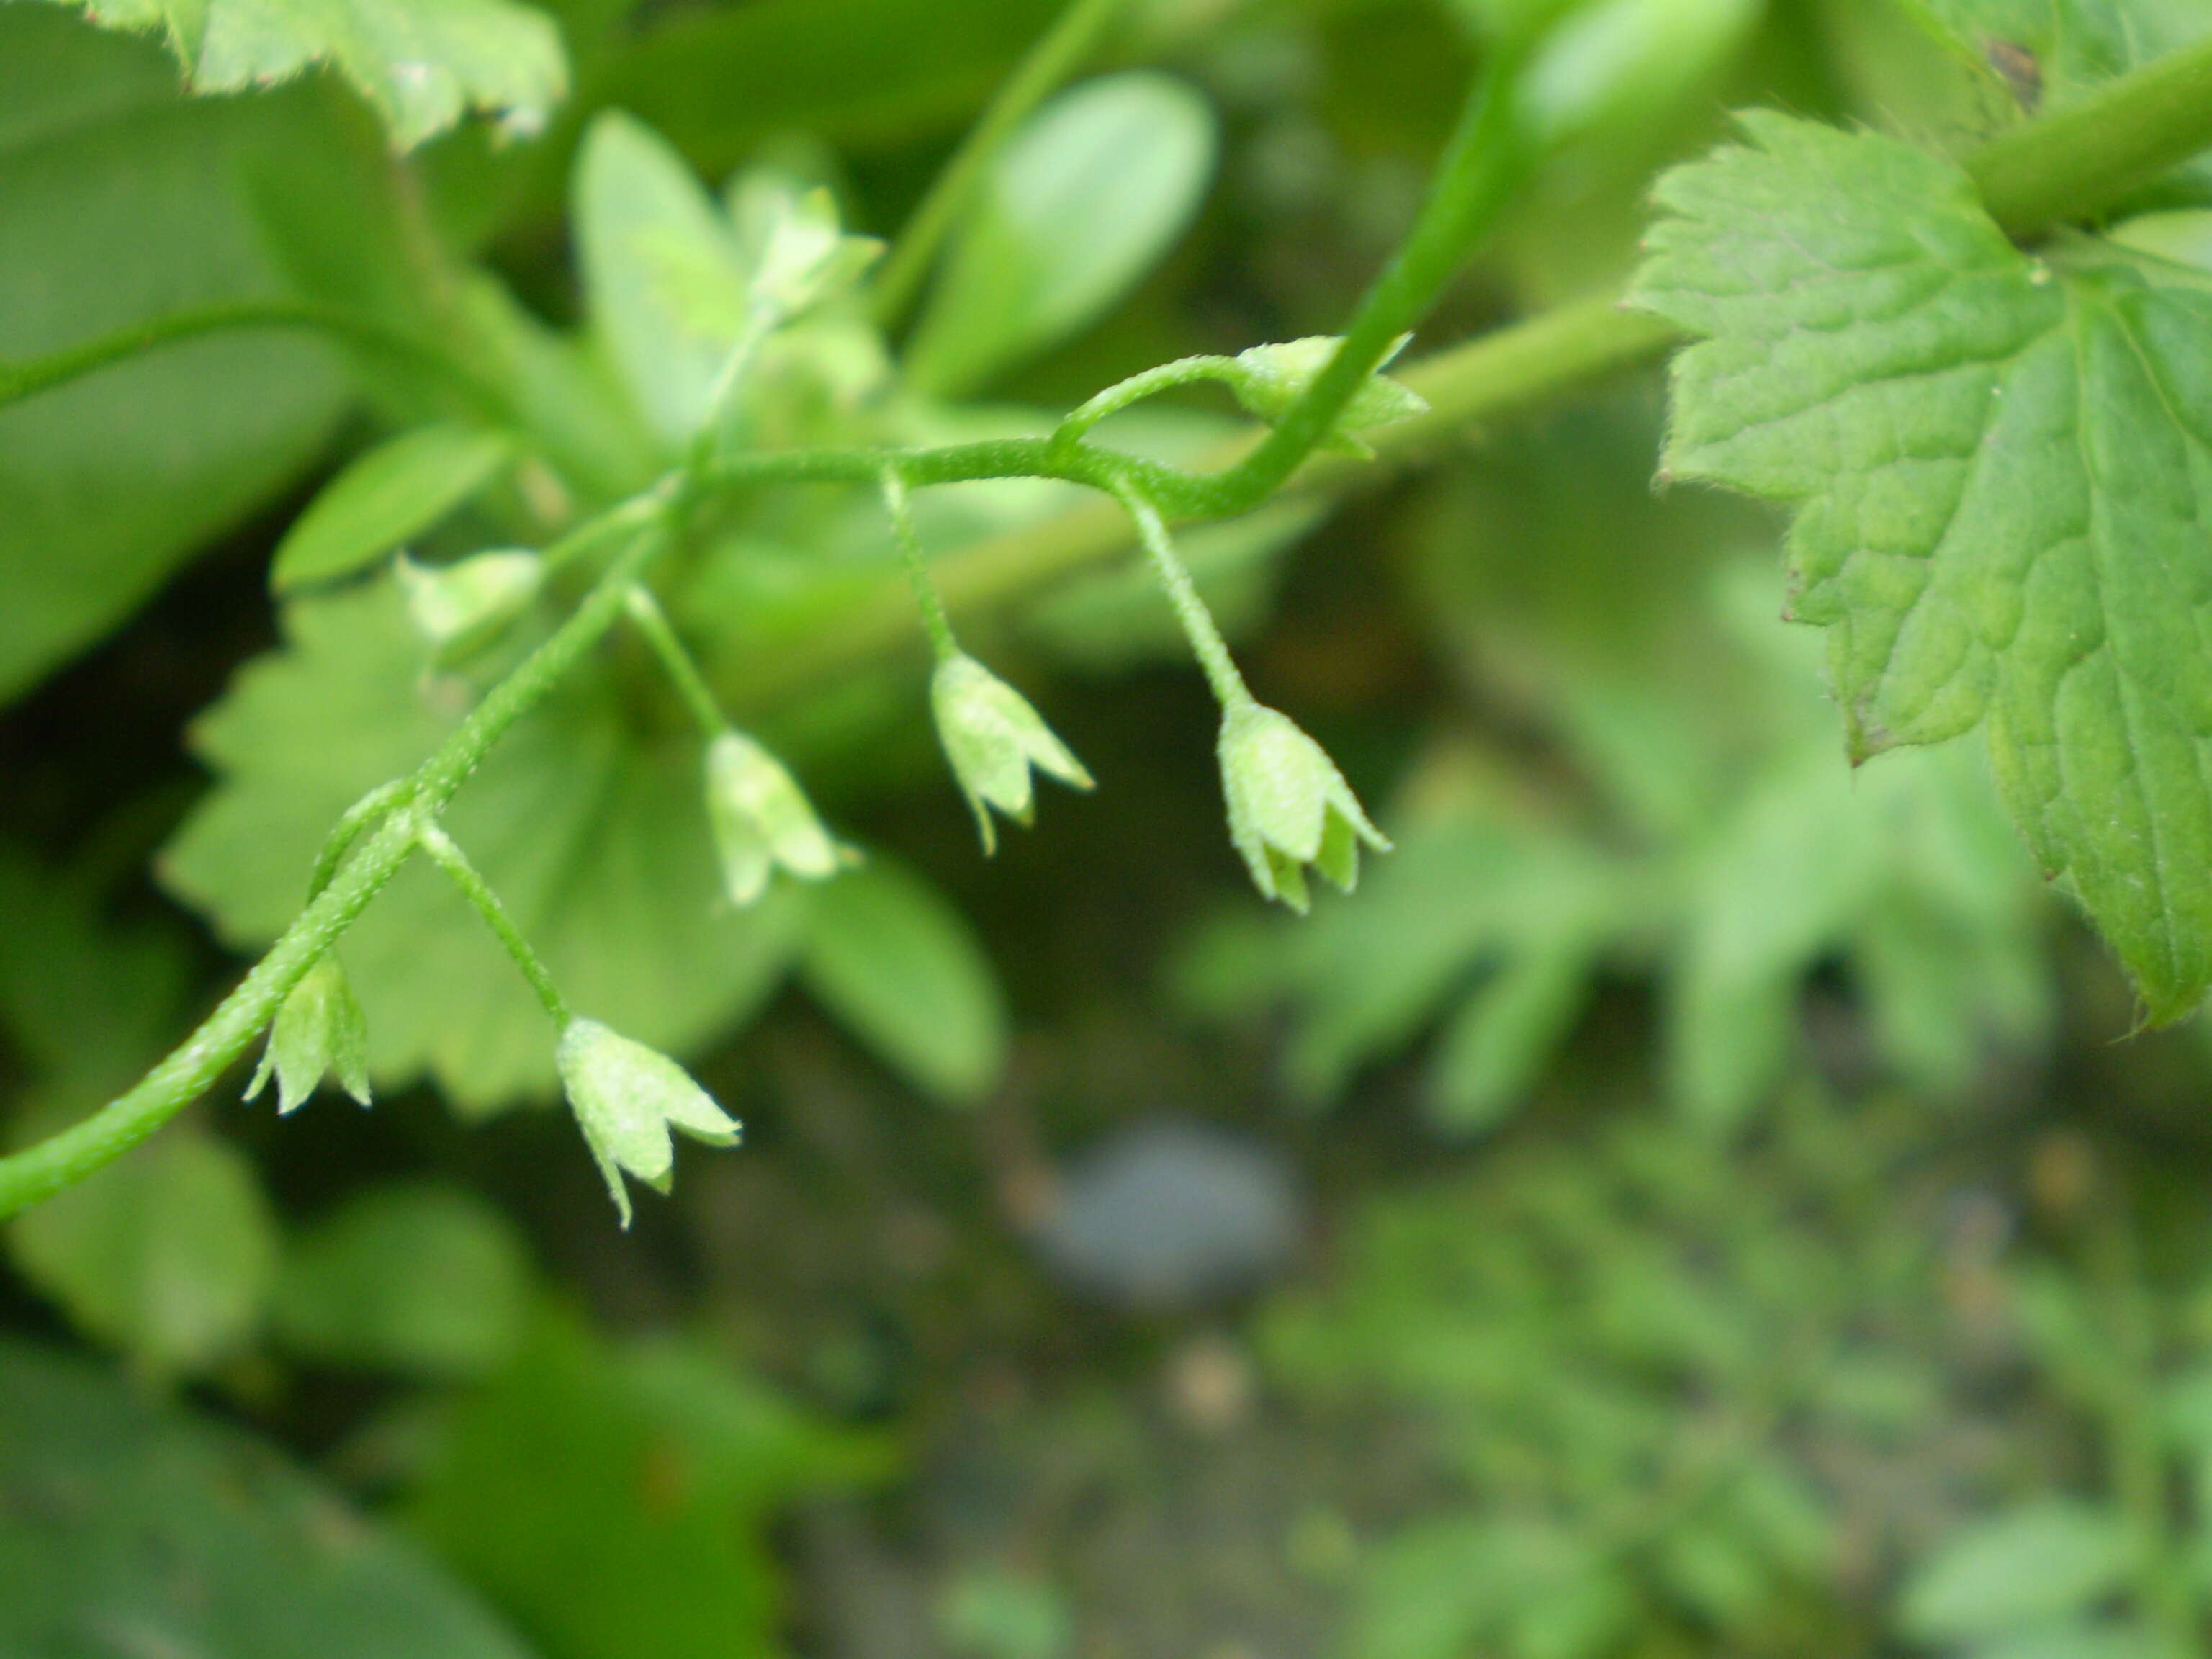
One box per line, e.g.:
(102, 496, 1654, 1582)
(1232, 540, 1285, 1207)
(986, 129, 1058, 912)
(930, 652, 1094, 853)
(705, 730, 848, 906)
(397, 550, 544, 665)
(246, 956, 371, 1115)
(1218, 701, 1391, 913)
(750, 186, 884, 320)
(556, 1018, 741, 1228)
(1224, 336, 1429, 457)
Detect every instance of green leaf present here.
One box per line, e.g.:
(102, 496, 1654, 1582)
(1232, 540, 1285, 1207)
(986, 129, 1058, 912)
(161, 577, 806, 1113)
(0, 1338, 536, 1656)
(798, 858, 1010, 1105)
(35, 0, 567, 150)
(272, 425, 516, 591)
(273, 1182, 534, 1378)
(574, 111, 746, 447)
(0, 10, 359, 702)
(7, 1128, 278, 1379)
(1635, 112, 2212, 1020)
(1898, 1499, 2135, 1642)
(905, 72, 1218, 396)
(1427, 946, 1591, 1135)
(405, 1311, 888, 1659)
(1970, 1627, 2170, 1659)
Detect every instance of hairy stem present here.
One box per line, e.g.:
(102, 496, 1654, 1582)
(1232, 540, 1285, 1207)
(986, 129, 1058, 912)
(1115, 485, 1249, 708)
(1971, 32, 2212, 236)
(416, 824, 572, 1025)
(625, 585, 729, 736)
(882, 469, 960, 661)
(9, 30, 2212, 1217)
(868, 0, 1130, 329)
(0, 521, 667, 1219)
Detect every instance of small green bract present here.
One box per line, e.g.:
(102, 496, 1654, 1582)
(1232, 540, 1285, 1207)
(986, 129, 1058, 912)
(246, 956, 370, 1116)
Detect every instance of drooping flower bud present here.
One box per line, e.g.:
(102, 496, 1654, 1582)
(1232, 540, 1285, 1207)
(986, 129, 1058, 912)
(1223, 336, 1429, 457)
(555, 1018, 741, 1228)
(397, 550, 544, 665)
(246, 956, 371, 1115)
(930, 652, 1094, 853)
(1218, 700, 1391, 913)
(704, 730, 847, 906)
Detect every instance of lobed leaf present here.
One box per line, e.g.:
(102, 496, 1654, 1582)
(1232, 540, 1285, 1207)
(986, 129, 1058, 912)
(162, 577, 804, 1113)
(0, 1339, 536, 1656)
(35, 0, 567, 149)
(1635, 113, 2212, 1020)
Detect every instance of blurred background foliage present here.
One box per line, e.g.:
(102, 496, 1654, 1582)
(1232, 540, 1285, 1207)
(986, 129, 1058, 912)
(8, 0, 2212, 1655)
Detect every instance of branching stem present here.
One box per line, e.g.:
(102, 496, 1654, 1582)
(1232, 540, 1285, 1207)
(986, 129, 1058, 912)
(624, 585, 728, 737)
(6, 30, 2212, 1217)
(881, 469, 960, 661)
(415, 823, 572, 1026)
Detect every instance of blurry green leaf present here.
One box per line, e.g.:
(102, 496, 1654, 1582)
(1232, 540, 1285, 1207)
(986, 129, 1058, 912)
(8, 1128, 277, 1379)
(1969, 1626, 2170, 1659)
(37, 0, 567, 150)
(583, 0, 1062, 168)
(0, 10, 357, 702)
(1899, 1500, 2134, 1642)
(272, 425, 516, 591)
(1651, 1524, 1768, 1629)
(937, 1566, 1075, 1659)
(1354, 1518, 1609, 1659)
(1025, 498, 1323, 670)
(163, 577, 806, 1112)
(905, 72, 1218, 395)
(274, 1182, 534, 1378)
(1427, 946, 1591, 1135)
(1668, 745, 1878, 1128)
(574, 112, 745, 446)
(1635, 112, 2212, 1020)
(0, 850, 189, 1092)
(406, 1311, 889, 1659)
(0, 1338, 536, 1655)
(799, 858, 1010, 1105)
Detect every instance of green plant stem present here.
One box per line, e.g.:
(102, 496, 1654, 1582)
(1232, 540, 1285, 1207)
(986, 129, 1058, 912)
(9, 28, 2212, 1218)
(307, 780, 416, 902)
(1971, 32, 2212, 235)
(415, 824, 572, 1025)
(868, 0, 1129, 329)
(881, 469, 960, 660)
(0, 297, 507, 418)
(1115, 485, 1249, 708)
(1053, 355, 1239, 449)
(624, 585, 728, 736)
(0, 518, 668, 1220)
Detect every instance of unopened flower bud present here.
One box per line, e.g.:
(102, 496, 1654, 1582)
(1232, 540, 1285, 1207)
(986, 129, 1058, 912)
(397, 550, 544, 665)
(751, 186, 884, 319)
(246, 956, 371, 1115)
(1224, 336, 1428, 457)
(930, 652, 1094, 852)
(556, 1018, 741, 1228)
(1218, 701, 1391, 913)
(705, 730, 847, 905)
